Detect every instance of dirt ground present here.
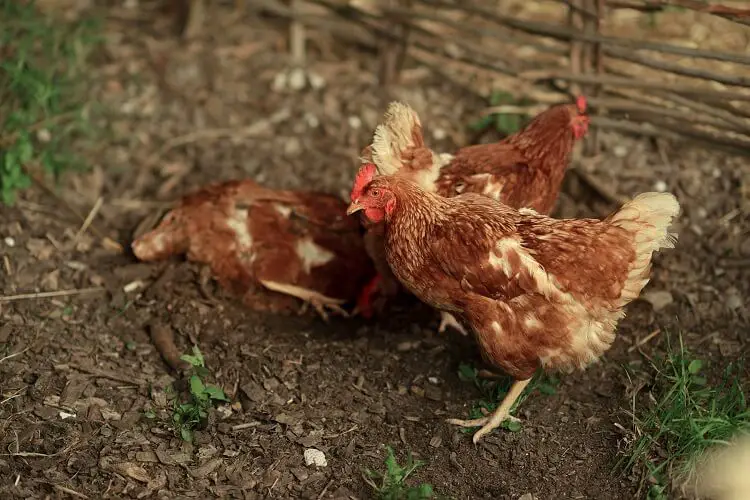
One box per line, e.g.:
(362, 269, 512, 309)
(1, 3, 749, 499)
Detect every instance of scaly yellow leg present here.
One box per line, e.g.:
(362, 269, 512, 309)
(447, 378, 532, 444)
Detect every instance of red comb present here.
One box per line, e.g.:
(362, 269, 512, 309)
(350, 163, 377, 202)
(576, 95, 587, 114)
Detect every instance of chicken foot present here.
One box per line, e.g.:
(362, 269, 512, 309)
(259, 280, 348, 322)
(447, 378, 531, 444)
(438, 311, 469, 336)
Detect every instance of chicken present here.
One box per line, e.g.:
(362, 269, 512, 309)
(132, 179, 375, 320)
(347, 174, 679, 443)
(353, 98, 590, 333)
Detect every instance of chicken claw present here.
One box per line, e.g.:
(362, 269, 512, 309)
(438, 311, 469, 336)
(447, 378, 531, 444)
(259, 280, 349, 322)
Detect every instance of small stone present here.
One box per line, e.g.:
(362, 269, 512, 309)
(303, 448, 327, 467)
(37, 129, 52, 143)
(431, 128, 447, 140)
(304, 113, 319, 128)
(612, 145, 628, 158)
(641, 290, 673, 311)
(3, 236, 15, 247)
(348, 116, 362, 129)
(308, 72, 325, 90)
(272, 72, 287, 92)
(653, 180, 668, 192)
(287, 67, 307, 91)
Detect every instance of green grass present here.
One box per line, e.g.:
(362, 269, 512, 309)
(468, 90, 534, 136)
(158, 346, 230, 442)
(456, 362, 560, 432)
(0, 0, 101, 204)
(364, 446, 438, 500)
(619, 336, 750, 499)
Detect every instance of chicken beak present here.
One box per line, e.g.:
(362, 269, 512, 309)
(346, 201, 363, 216)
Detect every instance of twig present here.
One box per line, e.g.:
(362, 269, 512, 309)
(22, 166, 123, 252)
(0, 346, 31, 364)
(606, 0, 750, 26)
(420, 0, 750, 64)
(519, 70, 750, 102)
(605, 46, 750, 89)
(53, 485, 89, 499)
(628, 328, 662, 353)
(72, 196, 103, 244)
(0, 287, 106, 302)
(68, 363, 148, 387)
(317, 479, 334, 500)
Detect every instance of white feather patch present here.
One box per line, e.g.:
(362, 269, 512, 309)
(296, 237, 335, 274)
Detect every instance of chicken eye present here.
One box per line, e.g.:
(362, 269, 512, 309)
(370, 189, 381, 197)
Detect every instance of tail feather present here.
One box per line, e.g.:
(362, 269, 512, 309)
(609, 192, 680, 305)
(371, 102, 423, 177)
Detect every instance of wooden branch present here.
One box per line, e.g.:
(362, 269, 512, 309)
(605, 46, 750, 89)
(606, 0, 750, 27)
(519, 70, 750, 102)
(299, 0, 750, 155)
(418, 0, 750, 65)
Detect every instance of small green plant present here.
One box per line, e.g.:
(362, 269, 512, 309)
(456, 363, 559, 432)
(170, 346, 229, 442)
(620, 335, 750, 497)
(0, 1, 101, 204)
(364, 446, 436, 500)
(468, 91, 533, 136)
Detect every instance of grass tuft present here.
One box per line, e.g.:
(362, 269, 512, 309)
(0, 0, 101, 204)
(364, 446, 438, 500)
(168, 346, 229, 442)
(620, 335, 750, 499)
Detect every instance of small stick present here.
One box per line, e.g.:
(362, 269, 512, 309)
(628, 328, 661, 353)
(69, 364, 148, 387)
(54, 485, 89, 499)
(0, 287, 106, 302)
(72, 196, 103, 244)
(317, 479, 334, 500)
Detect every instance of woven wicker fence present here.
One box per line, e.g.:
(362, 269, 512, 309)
(255, 0, 750, 157)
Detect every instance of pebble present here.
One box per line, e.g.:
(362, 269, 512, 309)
(653, 180, 668, 192)
(3, 236, 15, 247)
(641, 290, 674, 312)
(431, 128, 447, 140)
(348, 116, 362, 130)
(287, 68, 307, 91)
(303, 448, 327, 468)
(612, 145, 628, 158)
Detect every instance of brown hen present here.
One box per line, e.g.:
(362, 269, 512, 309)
(354, 98, 589, 334)
(347, 174, 679, 443)
(132, 179, 375, 319)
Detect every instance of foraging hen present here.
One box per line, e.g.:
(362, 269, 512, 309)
(347, 174, 679, 443)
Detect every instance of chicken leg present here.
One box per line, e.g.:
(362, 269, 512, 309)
(438, 311, 469, 336)
(259, 280, 349, 321)
(446, 377, 531, 444)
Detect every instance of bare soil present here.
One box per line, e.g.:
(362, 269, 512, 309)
(1, 4, 748, 499)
